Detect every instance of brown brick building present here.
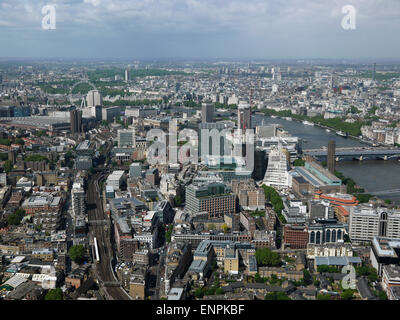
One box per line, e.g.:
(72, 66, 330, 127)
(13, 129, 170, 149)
(283, 225, 309, 249)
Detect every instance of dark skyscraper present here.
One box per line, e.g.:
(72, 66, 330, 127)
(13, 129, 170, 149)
(201, 103, 214, 123)
(327, 140, 336, 174)
(238, 104, 251, 131)
(70, 109, 82, 134)
(373, 62, 376, 82)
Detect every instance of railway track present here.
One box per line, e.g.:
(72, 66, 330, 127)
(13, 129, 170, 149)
(87, 172, 131, 300)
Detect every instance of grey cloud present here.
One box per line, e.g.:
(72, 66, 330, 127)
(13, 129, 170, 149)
(0, 0, 398, 59)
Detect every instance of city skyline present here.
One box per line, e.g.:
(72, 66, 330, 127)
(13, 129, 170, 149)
(1, 0, 400, 304)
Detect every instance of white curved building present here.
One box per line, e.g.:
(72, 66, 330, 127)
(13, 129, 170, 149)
(263, 147, 290, 188)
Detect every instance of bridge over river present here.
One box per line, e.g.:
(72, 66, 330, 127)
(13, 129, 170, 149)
(303, 147, 400, 162)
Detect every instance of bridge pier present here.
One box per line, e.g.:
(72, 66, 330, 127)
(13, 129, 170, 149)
(384, 155, 388, 161)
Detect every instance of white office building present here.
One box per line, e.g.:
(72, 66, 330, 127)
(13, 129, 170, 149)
(106, 171, 126, 190)
(263, 146, 290, 188)
(86, 90, 103, 107)
(349, 205, 400, 242)
(0, 173, 6, 186)
(125, 69, 130, 81)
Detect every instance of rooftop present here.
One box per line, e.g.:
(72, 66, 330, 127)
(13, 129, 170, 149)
(167, 287, 184, 300)
(315, 256, 362, 266)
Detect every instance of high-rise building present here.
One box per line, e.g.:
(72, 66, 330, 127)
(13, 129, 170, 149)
(201, 103, 214, 123)
(373, 63, 376, 82)
(263, 147, 290, 188)
(102, 106, 120, 122)
(349, 205, 400, 242)
(71, 183, 86, 218)
(118, 129, 136, 148)
(91, 105, 102, 121)
(86, 90, 102, 107)
(237, 102, 251, 132)
(125, 69, 131, 81)
(70, 109, 82, 134)
(253, 149, 267, 181)
(327, 140, 336, 174)
(232, 180, 265, 211)
(106, 171, 126, 191)
(0, 105, 14, 117)
(14, 106, 30, 117)
(185, 182, 235, 218)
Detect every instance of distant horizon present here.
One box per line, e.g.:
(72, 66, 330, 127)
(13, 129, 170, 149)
(0, 57, 400, 64)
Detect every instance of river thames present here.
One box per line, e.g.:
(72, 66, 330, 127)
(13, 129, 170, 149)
(253, 115, 400, 203)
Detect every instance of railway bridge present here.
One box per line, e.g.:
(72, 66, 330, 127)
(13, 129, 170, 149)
(303, 147, 400, 162)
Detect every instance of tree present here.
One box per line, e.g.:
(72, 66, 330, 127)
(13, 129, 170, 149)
(194, 287, 204, 299)
(255, 248, 281, 267)
(205, 287, 215, 296)
(174, 195, 182, 207)
(24, 154, 49, 162)
(317, 265, 340, 273)
(264, 292, 291, 300)
(341, 289, 354, 300)
(254, 273, 264, 283)
(355, 265, 378, 283)
(350, 106, 360, 114)
(251, 209, 265, 217)
(68, 245, 86, 264)
(269, 274, 278, 285)
(303, 269, 311, 285)
(317, 294, 331, 300)
(7, 209, 26, 226)
(4, 160, 13, 173)
(34, 130, 48, 137)
(15, 138, 24, 145)
(45, 288, 63, 300)
(375, 290, 388, 300)
(293, 159, 305, 166)
(215, 287, 224, 295)
(0, 138, 11, 146)
(262, 185, 286, 223)
(221, 223, 229, 234)
(165, 224, 173, 243)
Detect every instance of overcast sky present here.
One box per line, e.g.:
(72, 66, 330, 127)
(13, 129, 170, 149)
(0, 0, 399, 60)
